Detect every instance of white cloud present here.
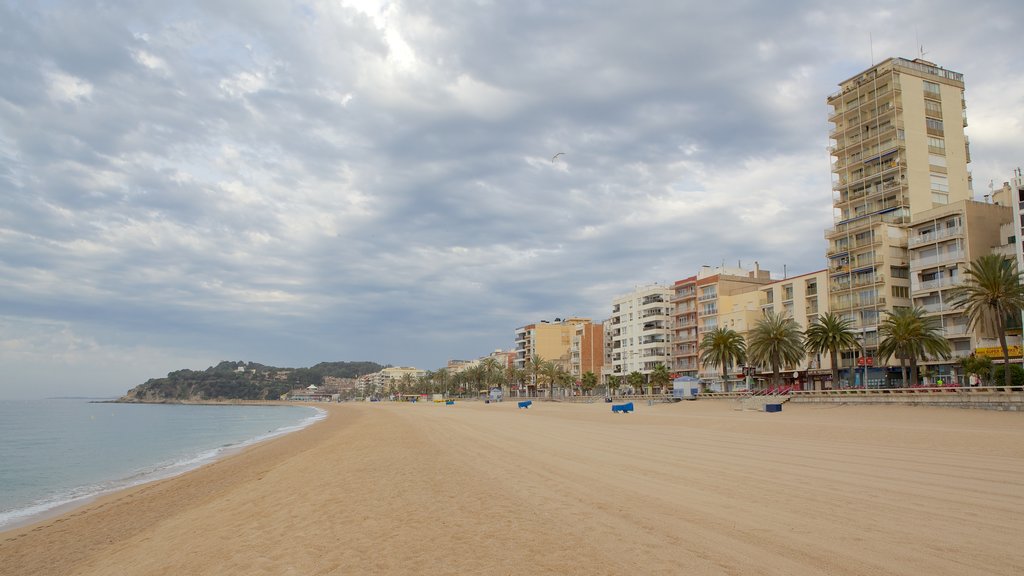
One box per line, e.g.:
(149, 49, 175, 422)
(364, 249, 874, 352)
(45, 70, 93, 103)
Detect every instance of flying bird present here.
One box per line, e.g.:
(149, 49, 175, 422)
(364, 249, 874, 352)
(551, 152, 564, 163)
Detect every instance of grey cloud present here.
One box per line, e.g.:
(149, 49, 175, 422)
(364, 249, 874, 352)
(1, 0, 1022, 398)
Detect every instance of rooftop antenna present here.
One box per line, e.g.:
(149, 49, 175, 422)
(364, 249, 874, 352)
(869, 32, 874, 66)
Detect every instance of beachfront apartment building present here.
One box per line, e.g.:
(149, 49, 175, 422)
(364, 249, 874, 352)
(670, 264, 773, 382)
(997, 171, 1024, 281)
(698, 269, 830, 390)
(908, 197, 1014, 382)
(756, 270, 833, 389)
(826, 57, 972, 375)
(569, 321, 605, 383)
(363, 366, 427, 394)
(513, 317, 592, 373)
(671, 275, 699, 377)
(607, 284, 673, 386)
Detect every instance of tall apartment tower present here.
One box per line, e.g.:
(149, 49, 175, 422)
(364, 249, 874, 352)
(609, 284, 673, 383)
(825, 58, 971, 372)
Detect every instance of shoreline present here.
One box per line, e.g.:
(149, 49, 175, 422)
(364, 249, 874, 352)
(0, 402, 326, 535)
(2, 401, 1022, 576)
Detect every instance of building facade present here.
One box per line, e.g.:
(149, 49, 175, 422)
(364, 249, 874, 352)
(514, 317, 592, 372)
(607, 284, 673, 385)
(908, 199, 1014, 382)
(569, 321, 605, 383)
(826, 57, 972, 372)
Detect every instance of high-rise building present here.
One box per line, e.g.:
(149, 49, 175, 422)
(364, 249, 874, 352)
(607, 284, 673, 385)
(826, 57, 972, 378)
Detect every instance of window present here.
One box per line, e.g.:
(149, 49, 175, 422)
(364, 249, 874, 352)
(890, 266, 909, 279)
(925, 100, 942, 116)
(929, 153, 947, 168)
(923, 80, 940, 95)
(926, 118, 944, 135)
(783, 285, 794, 301)
(892, 286, 909, 299)
(930, 173, 949, 192)
(927, 136, 945, 149)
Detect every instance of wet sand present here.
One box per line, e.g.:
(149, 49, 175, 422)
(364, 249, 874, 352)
(2, 400, 1022, 575)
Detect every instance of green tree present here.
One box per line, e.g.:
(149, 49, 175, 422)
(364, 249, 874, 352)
(540, 361, 567, 399)
(949, 254, 1024, 388)
(526, 355, 547, 397)
(804, 312, 858, 390)
(581, 371, 598, 394)
(747, 311, 805, 388)
(958, 354, 993, 386)
(626, 371, 645, 395)
(479, 357, 502, 391)
(698, 327, 747, 390)
(877, 307, 951, 386)
(992, 364, 1024, 389)
(504, 365, 526, 396)
(649, 363, 671, 394)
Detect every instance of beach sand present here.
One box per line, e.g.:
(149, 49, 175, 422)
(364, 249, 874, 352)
(2, 400, 1023, 575)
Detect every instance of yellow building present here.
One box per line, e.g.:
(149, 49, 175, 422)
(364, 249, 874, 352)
(826, 57, 972, 368)
(513, 317, 591, 372)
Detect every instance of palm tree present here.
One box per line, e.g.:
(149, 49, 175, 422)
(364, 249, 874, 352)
(877, 307, 951, 386)
(540, 362, 567, 399)
(626, 371, 645, 395)
(479, 357, 501, 395)
(526, 355, 547, 397)
(649, 363, 672, 394)
(949, 254, 1024, 388)
(581, 371, 598, 395)
(431, 368, 450, 397)
(698, 327, 746, 391)
(747, 310, 805, 388)
(804, 312, 858, 390)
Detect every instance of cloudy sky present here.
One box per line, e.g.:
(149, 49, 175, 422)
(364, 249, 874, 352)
(1, 1, 1021, 398)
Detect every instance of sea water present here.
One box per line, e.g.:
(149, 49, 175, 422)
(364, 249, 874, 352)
(0, 399, 323, 530)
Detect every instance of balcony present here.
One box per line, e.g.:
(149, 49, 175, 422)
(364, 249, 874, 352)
(911, 250, 965, 270)
(918, 302, 949, 314)
(942, 324, 970, 337)
(826, 210, 910, 238)
(912, 276, 963, 292)
(852, 273, 884, 288)
(908, 226, 963, 247)
(642, 295, 666, 305)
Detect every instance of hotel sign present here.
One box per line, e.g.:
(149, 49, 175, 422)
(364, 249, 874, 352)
(974, 346, 1023, 359)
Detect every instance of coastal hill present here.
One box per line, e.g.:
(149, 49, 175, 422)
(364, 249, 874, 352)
(121, 360, 384, 402)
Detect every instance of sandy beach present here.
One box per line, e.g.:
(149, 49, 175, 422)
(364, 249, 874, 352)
(2, 399, 1022, 575)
